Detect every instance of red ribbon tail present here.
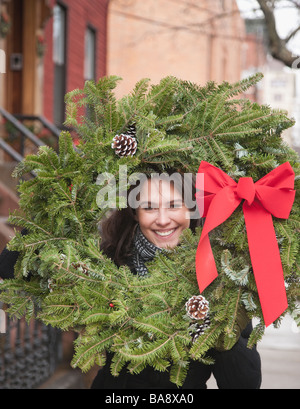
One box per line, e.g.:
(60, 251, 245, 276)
(243, 202, 288, 327)
(195, 235, 218, 292)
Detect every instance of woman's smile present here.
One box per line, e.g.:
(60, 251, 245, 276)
(154, 228, 176, 237)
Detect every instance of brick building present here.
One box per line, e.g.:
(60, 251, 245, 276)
(0, 0, 109, 249)
(43, 0, 109, 125)
(0, 0, 109, 126)
(107, 0, 246, 98)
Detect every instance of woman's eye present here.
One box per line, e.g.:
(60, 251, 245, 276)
(140, 202, 183, 210)
(170, 202, 182, 209)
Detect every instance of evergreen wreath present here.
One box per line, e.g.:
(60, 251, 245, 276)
(0, 74, 299, 387)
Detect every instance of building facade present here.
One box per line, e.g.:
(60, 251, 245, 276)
(260, 59, 297, 147)
(0, 0, 109, 126)
(43, 0, 109, 125)
(0, 0, 109, 250)
(107, 0, 246, 98)
(242, 18, 298, 149)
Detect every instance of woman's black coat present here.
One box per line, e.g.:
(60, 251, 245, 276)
(0, 245, 262, 389)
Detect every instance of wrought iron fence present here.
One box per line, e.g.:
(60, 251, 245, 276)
(0, 307, 62, 389)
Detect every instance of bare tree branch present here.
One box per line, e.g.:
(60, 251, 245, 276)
(289, 0, 300, 9)
(285, 25, 300, 43)
(256, 0, 300, 67)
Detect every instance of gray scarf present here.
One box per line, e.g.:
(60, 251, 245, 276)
(132, 225, 162, 277)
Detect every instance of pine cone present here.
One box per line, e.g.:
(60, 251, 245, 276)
(189, 317, 211, 343)
(126, 123, 136, 138)
(185, 295, 209, 320)
(111, 133, 137, 157)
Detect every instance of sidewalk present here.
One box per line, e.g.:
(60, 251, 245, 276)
(257, 314, 300, 389)
(207, 314, 300, 389)
(37, 363, 86, 389)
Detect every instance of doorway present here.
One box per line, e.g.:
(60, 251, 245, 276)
(6, 0, 23, 114)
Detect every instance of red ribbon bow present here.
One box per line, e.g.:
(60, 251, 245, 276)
(195, 161, 295, 327)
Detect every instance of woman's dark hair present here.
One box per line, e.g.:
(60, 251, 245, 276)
(100, 170, 201, 266)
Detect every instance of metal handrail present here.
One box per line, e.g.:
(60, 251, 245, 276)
(0, 137, 24, 163)
(0, 107, 45, 148)
(0, 108, 45, 176)
(0, 137, 36, 178)
(14, 114, 61, 140)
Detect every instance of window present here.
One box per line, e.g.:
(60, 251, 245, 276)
(84, 27, 96, 80)
(270, 78, 287, 88)
(53, 5, 66, 66)
(53, 4, 67, 126)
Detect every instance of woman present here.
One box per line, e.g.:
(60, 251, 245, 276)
(0, 171, 262, 389)
(90, 171, 262, 389)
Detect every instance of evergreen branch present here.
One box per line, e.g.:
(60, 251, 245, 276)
(127, 277, 177, 290)
(110, 354, 127, 377)
(170, 337, 187, 362)
(82, 309, 112, 324)
(143, 292, 172, 310)
(53, 263, 104, 284)
(5, 294, 35, 320)
(23, 237, 76, 249)
(7, 214, 52, 237)
(73, 286, 94, 309)
(206, 137, 234, 170)
(86, 286, 111, 302)
(190, 322, 226, 359)
(223, 288, 243, 349)
(38, 309, 77, 326)
(170, 361, 189, 387)
(210, 110, 240, 134)
(81, 353, 106, 373)
(143, 308, 172, 321)
(127, 361, 147, 375)
(247, 321, 265, 348)
(72, 332, 117, 369)
(118, 338, 171, 362)
(132, 319, 171, 337)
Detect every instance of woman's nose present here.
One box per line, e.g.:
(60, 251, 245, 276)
(156, 208, 171, 225)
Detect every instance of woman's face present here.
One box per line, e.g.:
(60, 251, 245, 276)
(135, 178, 190, 249)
